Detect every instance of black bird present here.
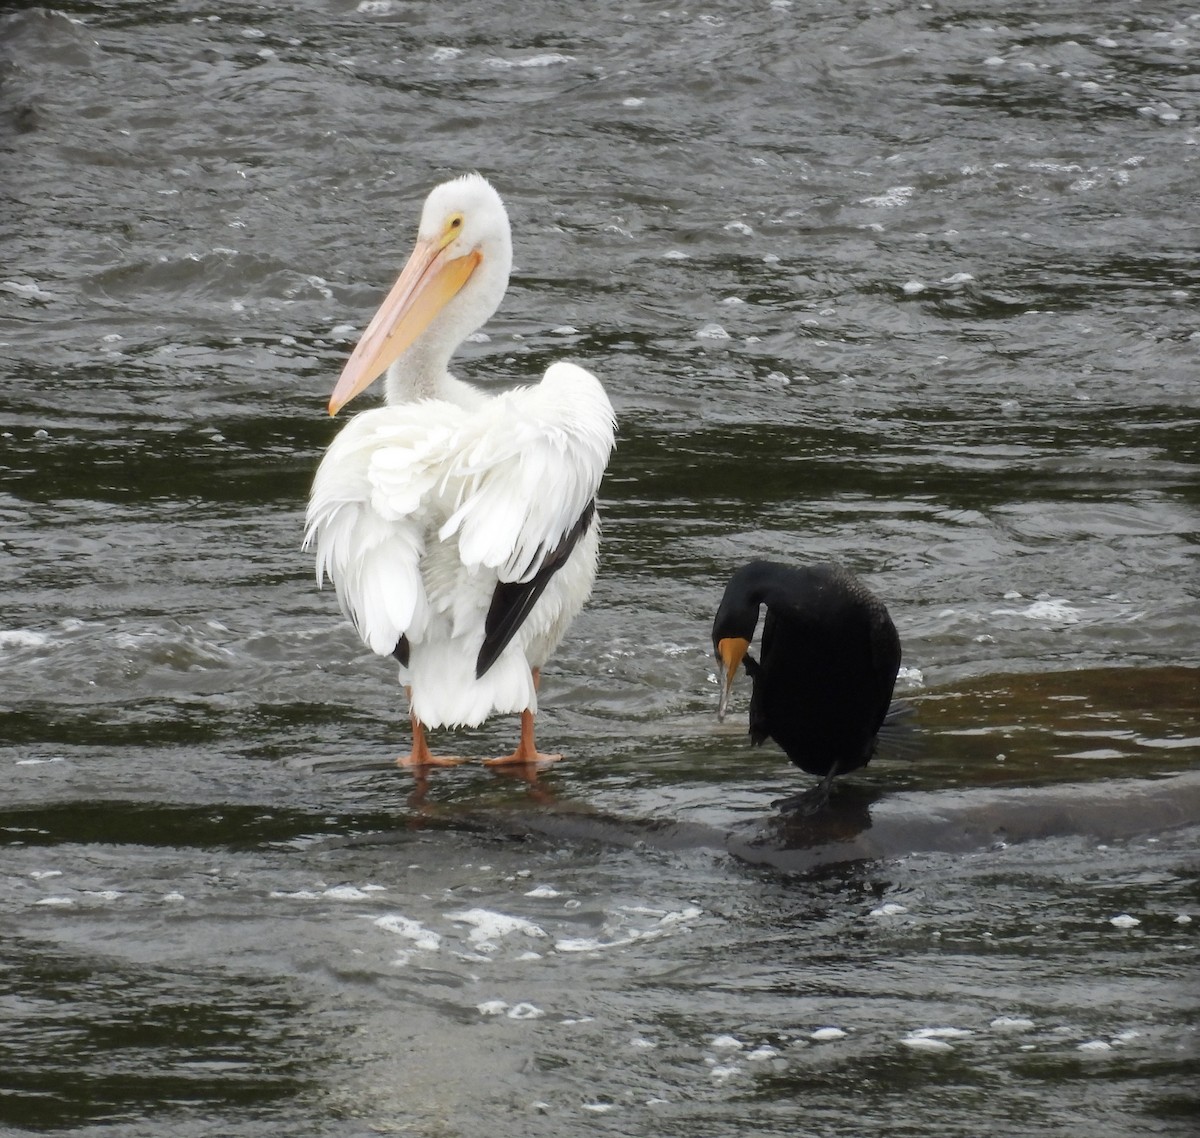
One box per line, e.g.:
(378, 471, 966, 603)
(712, 560, 903, 812)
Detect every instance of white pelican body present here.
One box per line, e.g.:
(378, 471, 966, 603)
(304, 175, 615, 766)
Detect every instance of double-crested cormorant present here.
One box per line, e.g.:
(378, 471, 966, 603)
(304, 175, 616, 772)
(712, 560, 903, 811)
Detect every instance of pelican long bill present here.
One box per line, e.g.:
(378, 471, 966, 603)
(328, 239, 482, 416)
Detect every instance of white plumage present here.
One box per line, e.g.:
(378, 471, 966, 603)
(304, 175, 615, 765)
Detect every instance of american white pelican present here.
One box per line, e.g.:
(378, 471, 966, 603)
(305, 174, 615, 772)
(712, 561, 904, 812)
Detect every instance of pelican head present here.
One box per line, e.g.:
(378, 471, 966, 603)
(328, 173, 514, 415)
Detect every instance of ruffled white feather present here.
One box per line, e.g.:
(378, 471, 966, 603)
(304, 363, 615, 728)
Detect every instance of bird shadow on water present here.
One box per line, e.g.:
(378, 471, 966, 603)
(294, 711, 1200, 884)
(293, 664, 1200, 871)
(752, 783, 882, 848)
(304, 759, 1200, 881)
(296, 749, 881, 856)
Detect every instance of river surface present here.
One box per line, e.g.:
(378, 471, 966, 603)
(1, 1, 1198, 1135)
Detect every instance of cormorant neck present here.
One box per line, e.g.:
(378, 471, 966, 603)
(712, 560, 792, 643)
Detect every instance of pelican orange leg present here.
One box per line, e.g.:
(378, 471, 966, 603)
(483, 669, 563, 767)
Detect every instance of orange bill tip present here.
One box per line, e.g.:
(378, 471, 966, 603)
(716, 636, 751, 722)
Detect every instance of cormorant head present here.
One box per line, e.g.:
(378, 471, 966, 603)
(712, 564, 769, 722)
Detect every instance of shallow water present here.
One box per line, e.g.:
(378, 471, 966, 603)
(1, 1, 1198, 1135)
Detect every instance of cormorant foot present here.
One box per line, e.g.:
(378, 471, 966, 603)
(772, 784, 834, 816)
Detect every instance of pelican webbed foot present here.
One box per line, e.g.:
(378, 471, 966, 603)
(397, 716, 468, 770)
(482, 708, 562, 768)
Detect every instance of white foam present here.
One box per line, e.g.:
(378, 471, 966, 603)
(695, 323, 731, 340)
(992, 598, 1081, 624)
(870, 902, 908, 917)
(447, 907, 547, 943)
(991, 1016, 1035, 1032)
(429, 46, 462, 62)
(477, 1000, 508, 1016)
(524, 885, 561, 898)
(859, 185, 914, 208)
(34, 896, 74, 907)
(554, 937, 615, 953)
(507, 1002, 544, 1020)
(373, 914, 441, 952)
(710, 1034, 744, 1050)
(1, 629, 50, 650)
(1110, 913, 1140, 928)
(810, 1027, 847, 1041)
(486, 53, 575, 69)
(1077, 1039, 1112, 1052)
(655, 906, 702, 926)
(902, 1036, 954, 1052)
(30, 870, 63, 880)
(0, 280, 56, 301)
(554, 905, 701, 952)
(910, 1027, 972, 1040)
(723, 220, 753, 235)
(324, 885, 373, 901)
(746, 1046, 780, 1061)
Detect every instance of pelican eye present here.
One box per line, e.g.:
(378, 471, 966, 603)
(448, 214, 463, 231)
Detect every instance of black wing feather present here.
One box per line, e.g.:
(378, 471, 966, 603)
(475, 500, 596, 679)
(392, 634, 410, 667)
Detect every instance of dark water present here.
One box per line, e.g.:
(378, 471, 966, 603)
(2, 1, 1198, 1134)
